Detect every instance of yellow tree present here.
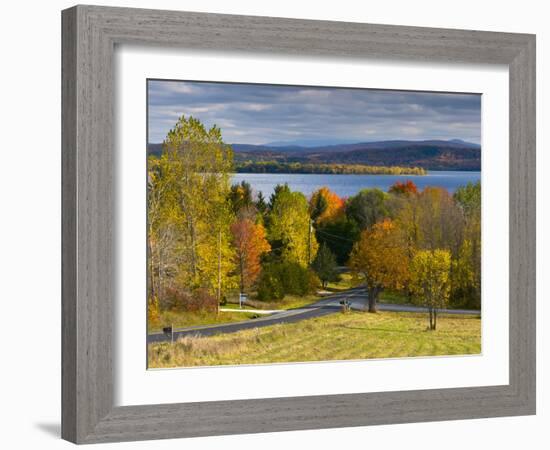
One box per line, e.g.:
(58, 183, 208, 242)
(416, 187, 463, 253)
(157, 115, 236, 303)
(348, 219, 409, 312)
(268, 189, 318, 266)
(147, 154, 183, 302)
(409, 249, 451, 330)
(391, 189, 421, 302)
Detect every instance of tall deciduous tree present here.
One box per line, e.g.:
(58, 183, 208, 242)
(147, 155, 182, 302)
(453, 182, 481, 308)
(148, 115, 237, 308)
(391, 188, 422, 301)
(409, 249, 452, 330)
(348, 219, 409, 312)
(268, 188, 318, 266)
(346, 188, 389, 231)
(231, 218, 271, 293)
(416, 187, 463, 253)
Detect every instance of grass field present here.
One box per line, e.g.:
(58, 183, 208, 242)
(148, 311, 481, 368)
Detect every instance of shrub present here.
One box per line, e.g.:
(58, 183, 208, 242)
(193, 288, 218, 313)
(257, 266, 285, 301)
(279, 261, 310, 296)
(256, 262, 318, 301)
(307, 270, 321, 293)
(161, 286, 190, 311)
(161, 286, 217, 313)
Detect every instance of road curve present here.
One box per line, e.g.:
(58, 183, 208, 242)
(147, 288, 480, 343)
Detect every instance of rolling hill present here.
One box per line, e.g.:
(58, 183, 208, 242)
(148, 139, 481, 171)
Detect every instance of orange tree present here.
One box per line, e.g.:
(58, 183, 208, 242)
(348, 218, 409, 312)
(309, 186, 344, 224)
(230, 218, 271, 293)
(388, 180, 419, 196)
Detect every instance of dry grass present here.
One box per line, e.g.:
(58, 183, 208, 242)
(148, 309, 258, 333)
(148, 311, 481, 368)
(150, 293, 327, 333)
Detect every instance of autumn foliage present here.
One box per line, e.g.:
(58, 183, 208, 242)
(348, 219, 409, 312)
(410, 249, 452, 329)
(231, 218, 271, 292)
(388, 180, 419, 196)
(147, 115, 481, 329)
(309, 186, 345, 224)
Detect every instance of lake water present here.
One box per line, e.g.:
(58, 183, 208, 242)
(231, 171, 480, 198)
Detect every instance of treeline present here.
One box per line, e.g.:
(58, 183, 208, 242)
(148, 116, 480, 330)
(311, 179, 481, 323)
(235, 161, 426, 175)
(147, 116, 320, 324)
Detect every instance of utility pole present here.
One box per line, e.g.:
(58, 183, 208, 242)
(308, 219, 313, 266)
(217, 228, 221, 315)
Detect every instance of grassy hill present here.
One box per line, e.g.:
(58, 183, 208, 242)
(232, 139, 481, 171)
(148, 310, 481, 368)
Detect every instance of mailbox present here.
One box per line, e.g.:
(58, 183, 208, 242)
(163, 326, 174, 343)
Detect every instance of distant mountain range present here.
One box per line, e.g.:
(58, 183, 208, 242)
(264, 138, 358, 148)
(148, 139, 481, 171)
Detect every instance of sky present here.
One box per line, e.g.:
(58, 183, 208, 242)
(147, 80, 481, 146)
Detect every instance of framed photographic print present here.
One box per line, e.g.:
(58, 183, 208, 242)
(145, 79, 483, 369)
(62, 5, 536, 444)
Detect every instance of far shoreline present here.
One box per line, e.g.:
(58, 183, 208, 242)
(231, 171, 481, 197)
(234, 163, 427, 176)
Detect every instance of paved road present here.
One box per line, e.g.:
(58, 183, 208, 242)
(148, 288, 480, 343)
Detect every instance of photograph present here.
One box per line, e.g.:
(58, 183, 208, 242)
(1, 1, 542, 447)
(146, 80, 482, 369)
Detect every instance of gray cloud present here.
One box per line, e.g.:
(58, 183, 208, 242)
(148, 80, 481, 145)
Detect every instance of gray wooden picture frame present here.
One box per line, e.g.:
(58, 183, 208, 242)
(61, 5, 536, 444)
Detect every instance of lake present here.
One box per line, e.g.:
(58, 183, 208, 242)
(231, 171, 480, 198)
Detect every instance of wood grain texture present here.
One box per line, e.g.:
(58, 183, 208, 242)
(61, 5, 536, 444)
(61, 7, 77, 443)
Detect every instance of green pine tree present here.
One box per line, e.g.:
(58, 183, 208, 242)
(312, 243, 338, 288)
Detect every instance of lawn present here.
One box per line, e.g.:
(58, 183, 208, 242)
(148, 310, 481, 368)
